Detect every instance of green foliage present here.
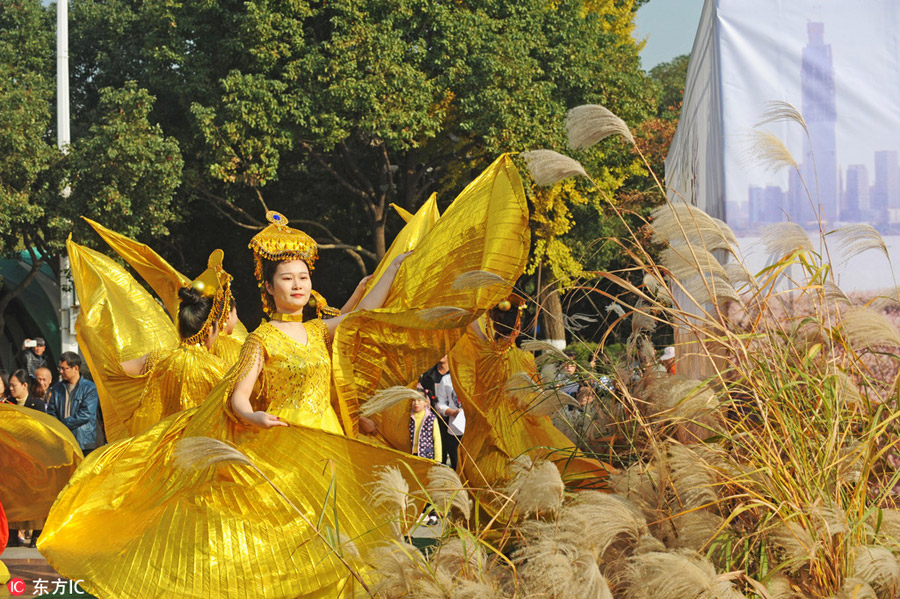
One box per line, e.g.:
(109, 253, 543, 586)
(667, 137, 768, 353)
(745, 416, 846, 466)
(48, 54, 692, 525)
(64, 82, 183, 242)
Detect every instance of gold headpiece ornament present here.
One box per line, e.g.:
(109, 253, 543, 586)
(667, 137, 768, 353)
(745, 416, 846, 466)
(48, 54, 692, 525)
(182, 249, 233, 345)
(249, 210, 340, 318)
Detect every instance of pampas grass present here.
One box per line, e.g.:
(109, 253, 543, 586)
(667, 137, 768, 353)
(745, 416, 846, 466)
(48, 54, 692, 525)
(361, 386, 423, 418)
(624, 551, 747, 599)
(761, 222, 814, 257)
(841, 307, 900, 350)
(851, 545, 900, 596)
(521, 150, 588, 186)
(747, 129, 798, 173)
(371, 466, 411, 519)
(173, 436, 255, 470)
(833, 224, 889, 262)
(451, 270, 507, 292)
(504, 456, 564, 516)
(566, 104, 635, 149)
(418, 306, 472, 325)
(425, 466, 471, 522)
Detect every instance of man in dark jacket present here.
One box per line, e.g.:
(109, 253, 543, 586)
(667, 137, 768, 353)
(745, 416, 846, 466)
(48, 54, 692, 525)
(47, 352, 100, 453)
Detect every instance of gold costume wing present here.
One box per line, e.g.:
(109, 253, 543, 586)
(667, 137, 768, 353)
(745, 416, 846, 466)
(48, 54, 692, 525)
(450, 328, 609, 493)
(332, 154, 531, 445)
(83, 218, 189, 321)
(67, 238, 180, 443)
(0, 405, 84, 522)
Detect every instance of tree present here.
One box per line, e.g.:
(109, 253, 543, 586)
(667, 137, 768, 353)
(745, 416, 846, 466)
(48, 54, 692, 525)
(68, 0, 657, 273)
(0, 0, 61, 339)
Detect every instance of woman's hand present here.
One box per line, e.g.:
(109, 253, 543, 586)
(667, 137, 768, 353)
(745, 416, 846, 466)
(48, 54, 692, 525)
(238, 411, 289, 429)
(359, 416, 377, 434)
(389, 251, 412, 271)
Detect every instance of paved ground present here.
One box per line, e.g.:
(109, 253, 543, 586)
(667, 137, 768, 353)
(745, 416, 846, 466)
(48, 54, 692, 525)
(1, 518, 442, 598)
(2, 546, 94, 598)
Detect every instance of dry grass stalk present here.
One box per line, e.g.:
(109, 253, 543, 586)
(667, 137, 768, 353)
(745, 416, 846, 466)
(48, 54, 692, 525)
(840, 307, 900, 350)
(833, 224, 889, 262)
(504, 371, 541, 405)
(521, 149, 588, 186)
(724, 262, 754, 288)
(761, 222, 814, 257)
(644, 376, 719, 428)
(747, 129, 798, 173)
(873, 509, 900, 551)
(450, 270, 507, 292)
(504, 456, 564, 517)
(650, 203, 737, 253)
(526, 388, 580, 416)
(824, 280, 851, 305)
(425, 466, 471, 521)
(369, 541, 427, 598)
(513, 538, 613, 599)
(660, 246, 729, 282)
(361, 386, 423, 418)
(681, 273, 741, 305)
(520, 339, 570, 362)
(566, 103, 635, 149)
(766, 573, 800, 599)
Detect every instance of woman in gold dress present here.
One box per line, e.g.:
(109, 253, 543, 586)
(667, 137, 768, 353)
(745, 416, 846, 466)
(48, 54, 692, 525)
(451, 295, 610, 497)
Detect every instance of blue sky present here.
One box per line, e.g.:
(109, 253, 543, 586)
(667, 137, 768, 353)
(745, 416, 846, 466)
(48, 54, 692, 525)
(634, 0, 706, 69)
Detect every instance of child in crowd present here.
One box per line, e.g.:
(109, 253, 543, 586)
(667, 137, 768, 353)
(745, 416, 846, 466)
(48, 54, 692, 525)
(410, 389, 442, 465)
(410, 388, 442, 527)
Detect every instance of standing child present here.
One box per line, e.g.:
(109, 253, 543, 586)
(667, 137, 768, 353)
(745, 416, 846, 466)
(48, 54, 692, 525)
(410, 390, 442, 464)
(410, 389, 443, 526)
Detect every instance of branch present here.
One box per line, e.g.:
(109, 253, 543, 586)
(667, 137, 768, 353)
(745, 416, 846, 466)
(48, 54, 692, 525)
(317, 243, 370, 277)
(195, 187, 263, 230)
(317, 242, 377, 262)
(339, 141, 377, 199)
(255, 188, 269, 214)
(297, 141, 371, 200)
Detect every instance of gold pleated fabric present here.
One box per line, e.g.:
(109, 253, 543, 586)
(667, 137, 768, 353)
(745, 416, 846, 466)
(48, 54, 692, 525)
(128, 344, 228, 436)
(211, 323, 249, 365)
(0, 405, 84, 523)
(84, 217, 190, 321)
(450, 326, 610, 495)
(39, 318, 434, 599)
(332, 154, 531, 444)
(67, 238, 181, 443)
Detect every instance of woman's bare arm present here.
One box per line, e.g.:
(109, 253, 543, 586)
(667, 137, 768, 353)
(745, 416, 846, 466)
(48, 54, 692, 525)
(230, 351, 287, 429)
(121, 354, 149, 377)
(324, 253, 410, 338)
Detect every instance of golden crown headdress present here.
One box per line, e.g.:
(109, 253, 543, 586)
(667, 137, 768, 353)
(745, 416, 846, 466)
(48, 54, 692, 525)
(249, 211, 340, 318)
(182, 249, 233, 345)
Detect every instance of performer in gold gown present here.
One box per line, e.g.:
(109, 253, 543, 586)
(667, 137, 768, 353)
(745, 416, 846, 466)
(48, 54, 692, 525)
(0, 405, 83, 547)
(83, 217, 250, 366)
(451, 295, 610, 497)
(67, 242, 234, 440)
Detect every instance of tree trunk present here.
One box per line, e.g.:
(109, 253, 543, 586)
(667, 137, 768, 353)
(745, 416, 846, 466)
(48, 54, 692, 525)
(538, 268, 566, 349)
(372, 214, 387, 260)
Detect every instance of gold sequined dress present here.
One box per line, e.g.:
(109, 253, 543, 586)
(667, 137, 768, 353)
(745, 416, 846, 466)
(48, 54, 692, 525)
(450, 326, 609, 494)
(39, 318, 432, 599)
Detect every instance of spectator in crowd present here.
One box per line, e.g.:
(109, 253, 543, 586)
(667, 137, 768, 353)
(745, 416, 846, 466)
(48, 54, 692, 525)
(410, 389, 442, 465)
(660, 346, 676, 375)
(0, 370, 12, 403)
(419, 356, 451, 461)
(16, 338, 49, 378)
(555, 351, 581, 396)
(34, 367, 53, 401)
(7, 369, 48, 412)
(435, 370, 464, 469)
(47, 352, 100, 454)
(410, 388, 442, 527)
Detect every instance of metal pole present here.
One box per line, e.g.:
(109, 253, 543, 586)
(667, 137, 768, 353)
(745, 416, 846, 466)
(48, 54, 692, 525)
(57, 0, 78, 354)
